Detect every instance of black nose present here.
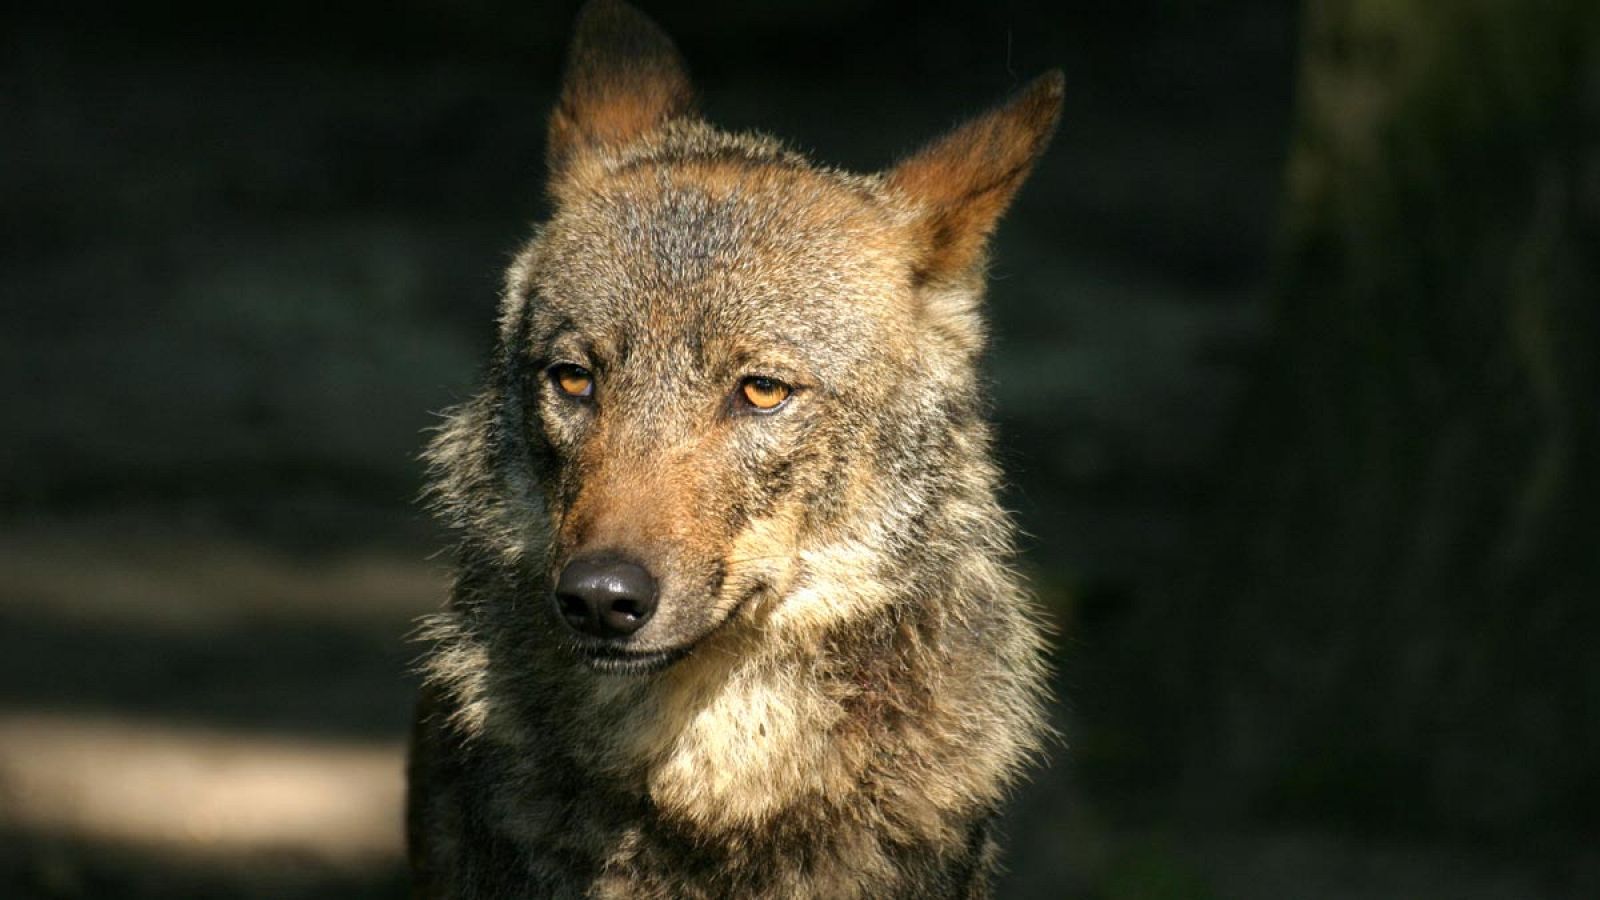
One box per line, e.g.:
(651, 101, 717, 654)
(553, 555, 658, 639)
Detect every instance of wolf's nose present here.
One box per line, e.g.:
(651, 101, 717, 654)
(553, 555, 658, 639)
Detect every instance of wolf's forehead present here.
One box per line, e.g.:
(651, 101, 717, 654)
(530, 170, 904, 337)
(569, 169, 888, 270)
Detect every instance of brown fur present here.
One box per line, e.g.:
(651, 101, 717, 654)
(408, 2, 1062, 897)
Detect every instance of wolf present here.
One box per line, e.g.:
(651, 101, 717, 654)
(408, 1, 1062, 896)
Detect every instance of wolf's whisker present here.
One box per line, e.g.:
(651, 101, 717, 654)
(722, 554, 794, 567)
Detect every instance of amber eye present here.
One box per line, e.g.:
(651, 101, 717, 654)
(739, 376, 792, 412)
(549, 364, 594, 399)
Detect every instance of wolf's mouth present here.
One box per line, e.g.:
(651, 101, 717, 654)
(574, 644, 690, 675)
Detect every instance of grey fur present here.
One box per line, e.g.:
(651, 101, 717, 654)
(408, 2, 1061, 897)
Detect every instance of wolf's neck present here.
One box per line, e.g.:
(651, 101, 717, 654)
(587, 535, 1039, 846)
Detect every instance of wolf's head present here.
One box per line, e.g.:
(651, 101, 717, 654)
(431, 0, 1060, 682)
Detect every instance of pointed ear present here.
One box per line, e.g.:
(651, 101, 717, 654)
(547, 0, 696, 178)
(887, 71, 1063, 285)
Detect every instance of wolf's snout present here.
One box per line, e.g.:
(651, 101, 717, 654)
(554, 555, 659, 639)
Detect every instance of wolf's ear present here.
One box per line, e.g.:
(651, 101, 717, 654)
(887, 71, 1063, 285)
(547, 0, 696, 178)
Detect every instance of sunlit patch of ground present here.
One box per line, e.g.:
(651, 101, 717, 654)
(0, 713, 404, 865)
(0, 518, 433, 895)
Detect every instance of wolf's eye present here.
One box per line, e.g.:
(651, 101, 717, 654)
(738, 376, 792, 412)
(549, 364, 594, 399)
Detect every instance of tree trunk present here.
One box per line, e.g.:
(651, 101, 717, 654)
(1184, 0, 1600, 833)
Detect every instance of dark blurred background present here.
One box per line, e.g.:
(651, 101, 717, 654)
(2, 0, 1597, 897)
